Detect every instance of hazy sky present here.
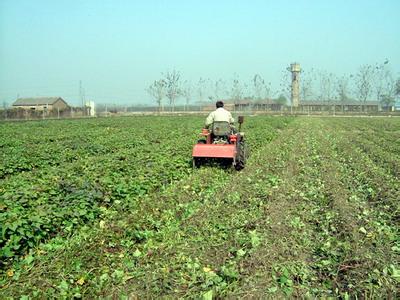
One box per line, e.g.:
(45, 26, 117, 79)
(1, 0, 399, 106)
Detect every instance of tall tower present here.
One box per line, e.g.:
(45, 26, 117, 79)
(289, 63, 301, 107)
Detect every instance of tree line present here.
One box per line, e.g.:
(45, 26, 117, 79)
(146, 71, 276, 112)
(147, 61, 400, 112)
(298, 60, 400, 108)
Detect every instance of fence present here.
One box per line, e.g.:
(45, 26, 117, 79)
(0, 107, 88, 121)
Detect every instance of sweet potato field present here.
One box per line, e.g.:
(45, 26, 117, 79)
(1, 116, 399, 298)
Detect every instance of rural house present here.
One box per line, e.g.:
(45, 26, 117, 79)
(12, 97, 69, 111)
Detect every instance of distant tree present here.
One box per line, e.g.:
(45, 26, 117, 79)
(317, 70, 334, 102)
(279, 70, 291, 104)
(300, 69, 315, 102)
(355, 64, 374, 103)
(205, 78, 214, 102)
(373, 59, 391, 102)
(252, 74, 263, 100)
(396, 78, 400, 97)
(230, 75, 243, 102)
(379, 76, 396, 110)
(197, 77, 207, 103)
(369, 60, 396, 110)
(213, 79, 225, 101)
(146, 79, 166, 112)
(2, 101, 8, 119)
(335, 75, 350, 102)
(263, 81, 272, 99)
(182, 81, 192, 111)
(252, 74, 271, 100)
(164, 69, 182, 112)
(334, 75, 352, 112)
(242, 82, 250, 100)
(276, 94, 287, 105)
(380, 94, 395, 110)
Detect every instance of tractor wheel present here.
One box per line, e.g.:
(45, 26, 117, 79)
(192, 157, 203, 168)
(234, 160, 245, 171)
(235, 140, 248, 171)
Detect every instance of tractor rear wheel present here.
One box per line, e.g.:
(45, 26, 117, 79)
(235, 140, 248, 171)
(192, 157, 203, 168)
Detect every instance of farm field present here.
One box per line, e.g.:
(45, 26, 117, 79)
(0, 115, 399, 298)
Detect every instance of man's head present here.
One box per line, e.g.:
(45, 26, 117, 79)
(216, 101, 224, 108)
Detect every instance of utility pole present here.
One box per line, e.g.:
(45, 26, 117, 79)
(79, 80, 85, 116)
(79, 80, 83, 107)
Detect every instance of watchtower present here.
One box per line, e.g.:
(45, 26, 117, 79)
(289, 63, 301, 107)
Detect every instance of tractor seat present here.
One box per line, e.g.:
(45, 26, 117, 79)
(212, 121, 231, 137)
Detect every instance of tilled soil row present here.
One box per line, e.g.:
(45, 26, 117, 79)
(292, 119, 398, 298)
(115, 119, 327, 298)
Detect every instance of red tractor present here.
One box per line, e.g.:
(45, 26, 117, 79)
(192, 116, 248, 170)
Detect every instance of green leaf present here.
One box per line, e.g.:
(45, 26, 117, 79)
(202, 290, 213, 300)
(390, 265, 400, 281)
(133, 249, 142, 258)
(250, 230, 261, 248)
(236, 249, 246, 257)
(268, 286, 278, 293)
(24, 254, 34, 265)
(58, 280, 69, 291)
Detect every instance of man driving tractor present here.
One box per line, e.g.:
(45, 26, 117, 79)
(193, 100, 247, 170)
(205, 101, 234, 129)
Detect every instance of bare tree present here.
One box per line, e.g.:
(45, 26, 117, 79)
(396, 78, 400, 97)
(373, 60, 397, 110)
(164, 69, 181, 112)
(279, 70, 291, 104)
(300, 68, 315, 102)
(213, 79, 225, 101)
(317, 70, 334, 102)
(205, 78, 214, 102)
(252, 75, 272, 101)
(373, 59, 391, 102)
(197, 77, 207, 103)
(393, 77, 400, 109)
(252, 74, 266, 100)
(182, 80, 192, 111)
(380, 94, 395, 110)
(2, 101, 8, 120)
(335, 75, 350, 101)
(231, 75, 243, 101)
(378, 69, 396, 110)
(355, 64, 374, 110)
(146, 79, 166, 112)
(334, 75, 351, 112)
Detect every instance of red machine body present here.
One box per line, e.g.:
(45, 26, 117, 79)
(192, 143, 237, 158)
(192, 117, 247, 170)
(192, 129, 238, 159)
